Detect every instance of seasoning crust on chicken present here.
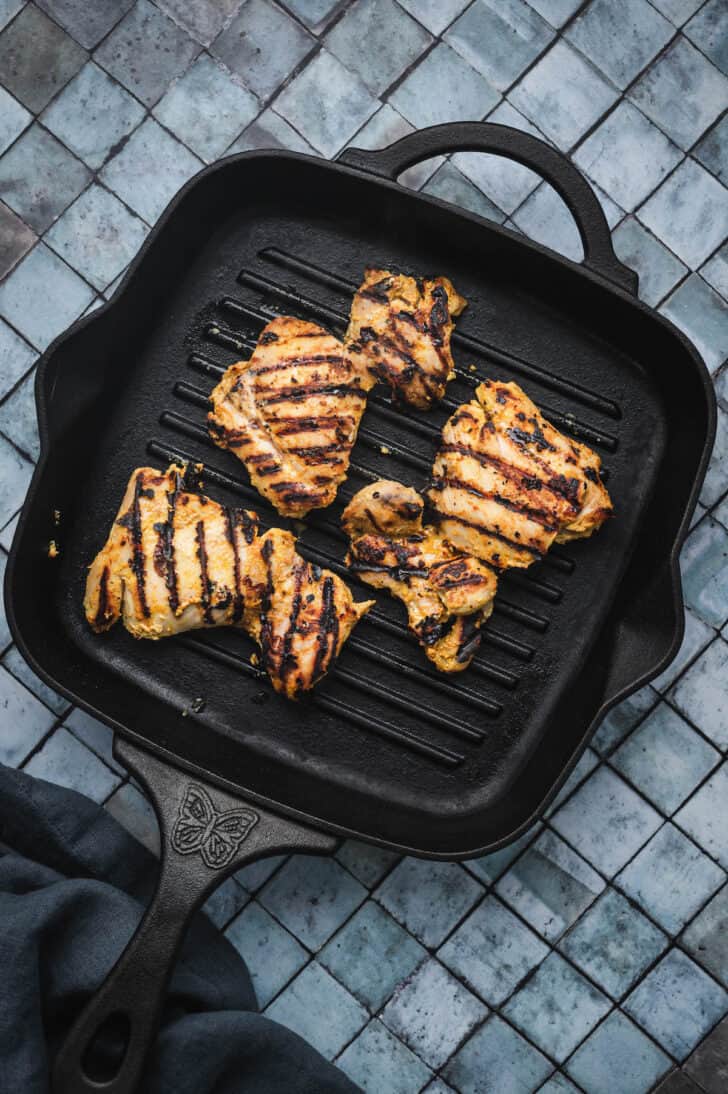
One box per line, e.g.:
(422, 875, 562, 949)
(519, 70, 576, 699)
(342, 480, 497, 673)
(346, 268, 467, 410)
(208, 316, 368, 518)
(427, 379, 612, 571)
(84, 465, 373, 699)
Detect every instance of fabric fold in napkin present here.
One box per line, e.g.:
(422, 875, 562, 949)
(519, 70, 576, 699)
(0, 763, 359, 1094)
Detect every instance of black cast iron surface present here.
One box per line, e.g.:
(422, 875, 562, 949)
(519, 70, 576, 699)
(5, 123, 716, 858)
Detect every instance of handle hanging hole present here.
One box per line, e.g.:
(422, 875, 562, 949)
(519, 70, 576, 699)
(81, 1011, 131, 1084)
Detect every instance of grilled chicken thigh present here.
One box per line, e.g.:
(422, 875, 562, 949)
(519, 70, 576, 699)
(346, 268, 467, 410)
(343, 481, 497, 672)
(85, 465, 372, 699)
(427, 379, 612, 571)
(208, 316, 368, 518)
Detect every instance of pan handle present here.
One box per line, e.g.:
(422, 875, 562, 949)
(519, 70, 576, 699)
(338, 121, 638, 296)
(52, 737, 337, 1094)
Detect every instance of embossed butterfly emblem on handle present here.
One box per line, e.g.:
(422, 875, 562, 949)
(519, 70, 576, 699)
(171, 784, 259, 869)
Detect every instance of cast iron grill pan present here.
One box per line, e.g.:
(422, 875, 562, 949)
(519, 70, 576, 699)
(5, 125, 714, 1094)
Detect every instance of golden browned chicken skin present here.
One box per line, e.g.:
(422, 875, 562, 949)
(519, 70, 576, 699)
(342, 480, 497, 673)
(346, 268, 467, 410)
(427, 379, 612, 571)
(208, 316, 368, 518)
(84, 465, 373, 699)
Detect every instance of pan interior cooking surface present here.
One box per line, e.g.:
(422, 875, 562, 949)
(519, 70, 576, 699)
(22, 157, 702, 853)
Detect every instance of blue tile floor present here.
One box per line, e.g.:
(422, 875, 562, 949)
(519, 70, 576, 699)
(1, 1, 727, 1091)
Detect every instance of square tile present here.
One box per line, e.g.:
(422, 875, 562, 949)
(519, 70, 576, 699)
(445, 1015, 552, 1093)
(685, 1014, 728, 1094)
(225, 900, 308, 1007)
(41, 62, 145, 171)
(613, 217, 687, 307)
(275, 49, 378, 158)
(685, 0, 728, 76)
(568, 0, 673, 89)
(265, 961, 368, 1059)
(381, 958, 487, 1069)
(662, 274, 728, 375)
(445, 0, 554, 93)
(0, 315, 35, 400)
(630, 37, 728, 152)
(679, 517, 728, 628)
(235, 854, 287, 892)
(101, 118, 202, 225)
(0, 430, 32, 526)
(2, 644, 69, 716)
(671, 638, 728, 751)
(155, 0, 242, 46)
(650, 607, 715, 692)
(0, 370, 38, 460)
(612, 702, 720, 813)
(228, 108, 316, 156)
(389, 42, 500, 130)
(695, 113, 728, 185)
(327, 0, 432, 98)
(438, 894, 548, 1005)
(375, 856, 483, 948)
(24, 725, 121, 802)
(0, 200, 35, 282)
(95, 0, 199, 108)
(503, 951, 610, 1062)
(682, 884, 728, 986)
(0, 2, 86, 113)
(280, 0, 345, 30)
(335, 839, 400, 888)
(625, 949, 728, 1059)
(566, 1010, 671, 1094)
(702, 241, 728, 301)
(513, 180, 583, 261)
(337, 1019, 432, 1094)
(0, 0, 23, 32)
(465, 821, 541, 884)
(0, 85, 29, 155)
(453, 100, 549, 214)
(0, 663, 56, 766)
(201, 875, 248, 929)
(104, 780, 160, 855)
(538, 1077, 580, 1094)
(560, 887, 667, 999)
(319, 900, 426, 1011)
(0, 124, 91, 233)
(496, 828, 605, 941)
(551, 766, 662, 876)
(258, 854, 366, 949)
(0, 243, 94, 351)
(153, 54, 258, 163)
(423, 161, 506, 222)
(212, 0, 313, 101)
(395, 0, 470, 36)
(526, 0, 581, 26)
(510, 39, 618, 150)
(650, 0, 704, 25)
(591, 684, 660, 755)
(45, 184, 148, 292)
(617, 823, 725, 935)
(639, 158, 728, 270)
(34, 0, 133, 49)
(675, 763, 728, 869)
(654, 1071, 712, 1094)
(574, 102, 682, 213)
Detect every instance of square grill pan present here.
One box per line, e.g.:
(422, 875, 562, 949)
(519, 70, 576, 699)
(6, 123, 715, 860)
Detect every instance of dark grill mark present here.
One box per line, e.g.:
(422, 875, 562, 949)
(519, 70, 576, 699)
(456, 615, 483, 663)
(259, 330, 278, 344)
(225, 508, 244, 622)
(195, 520, 213, 624)
(428, 509, 540, 561)
(272, 413, 354, 436)
(430, 474, 558, 531)
(127, 473, 149, 618)
(258, 537, 275, 676)
(259, 383, 367, 406)
(280, 562, 304, 682)
(313, 576, 339, 680)
(94, 566, 110, 629)
(506, 417, 555, 452)
(250, 353, 344, 378)
(437, 442, 578, 508)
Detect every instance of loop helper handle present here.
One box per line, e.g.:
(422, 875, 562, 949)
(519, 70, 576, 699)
(338, 121, 638, 296)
